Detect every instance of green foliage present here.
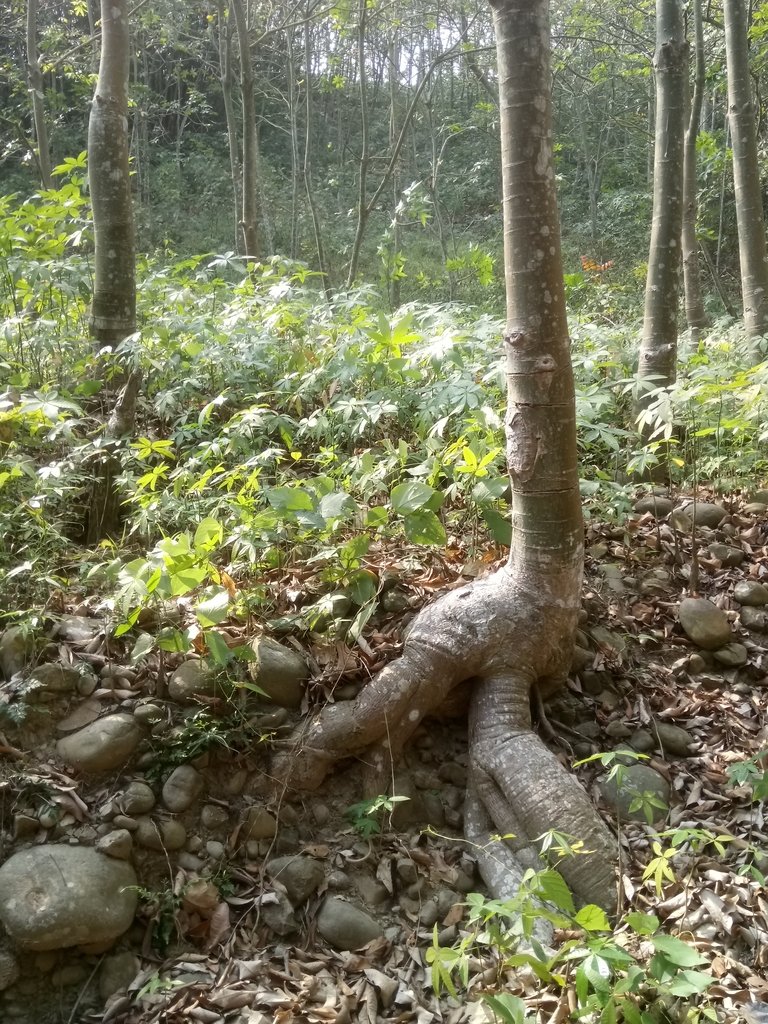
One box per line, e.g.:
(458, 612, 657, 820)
(344, 794, 410, 837)
(427, 855, 715, 1024)
(726, 750, 768, 803)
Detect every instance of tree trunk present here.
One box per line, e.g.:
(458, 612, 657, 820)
(86, 0, 138, 543)
(723, 0, 768, 338)
(681, 0, 708, 340)
(231, 0, 262, 260)
(637, 0, 687, 407)
(273, 0, 617, 917)
(216, 0, 241, 253)
(26, 0, 52, 189)
(303, 3, 331, 299)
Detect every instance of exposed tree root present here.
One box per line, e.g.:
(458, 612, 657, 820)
(272, 564, 618, 913)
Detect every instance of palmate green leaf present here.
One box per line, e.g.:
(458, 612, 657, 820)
(319, 490, 356, 521)
(482, 994, 528, 1024)
(265, 486, 316, 513)
(169, 565, 208, 596)
(193, 517, 224, 552)
(665, 969, 714, 997)
(390, 479, 436, 514)
(625, 911, 660, 935)
(347, 569, 378, 606)
(650, 934, 708, 967)
(195, 586, 230, 627)
(403, 509, 446, 546)
(130, 632, 156, 663)
(574, 904, 611, 932)
(205, 630, 233, 667)
(533, 869, 575, 914)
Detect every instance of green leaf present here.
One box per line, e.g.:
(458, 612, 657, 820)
(156, 627, 188, 653)
(265, 486, 315, 512)
(403, 509, 446, 546)
(130, 632, 156, 663)
(206, 630, 234, 667)
(575, 904, 611, 932)
(169, 565, 208, 596)
(625, 912, 659, 935)
(664, 969, 714, 997)
(480, 505, 512, 546)
(195, 586, 230, 627)
(390, 479, 437, 514)
(193, 517, 223, 552)
(534, 869, 575, 914)
(348, 600, 376, 640)
(347, 569, 378, 606)
(319, 491, 356, 520)
(482, 994, 527, 1024)
(650, 934, 707, 967)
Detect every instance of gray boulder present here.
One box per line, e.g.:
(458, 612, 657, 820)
(162, 764, 204, 812)
(168, 660, 218, 704)
(678, 598, 732, 650)
(57, 714, 141, 772)
(248, 637, 308, 709)
(267, 855, 325, 906)
(0, 845, 137, 951)
(653, 721, 693, 757)
(634, 496, 673, 517)
(0, 625, 33, 679)
(734, 581, 768, 607)
(678, 501, 727, 528)
(316, 897, 384, 950)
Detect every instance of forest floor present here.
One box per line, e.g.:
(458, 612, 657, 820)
(2, 492, 768, 1024)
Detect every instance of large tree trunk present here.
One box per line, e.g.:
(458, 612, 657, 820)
(86, 0, 138, 543)
(723, 0, 768, 339)
(637, 0, 687, 408)
(681, 0, 708, 341)
(273, 0, 617, 916)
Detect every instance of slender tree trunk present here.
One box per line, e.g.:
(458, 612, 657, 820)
(273, 0, 617, 918)
(26, 0, 52, 189)
(87, 0, 139, 543)
(231, 0, 261, 260)
(217, 0, 241, 253)
(681, 0, 708, 339)
(303, 5, 331, 298)
(347, 0, 371, 287)
(723, 0, 768, 338)
(637, 0, 687, 406)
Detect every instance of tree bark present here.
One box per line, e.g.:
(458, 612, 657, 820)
(637, 0, 687, 406)
(681, 0, 708, 339)
(26, 0, 52, 189)
(723, 0, 768, 338)
(231, 0, 262, 260)
(273, 0, 617, 917)
(216, 0, 242, 253)
(86, 0, 138, 543)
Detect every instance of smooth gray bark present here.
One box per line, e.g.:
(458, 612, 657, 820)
(723, 0, 768, 338)
(231, 0, 262, 260)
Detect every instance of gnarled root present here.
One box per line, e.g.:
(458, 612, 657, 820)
(271, 565, 618, 911)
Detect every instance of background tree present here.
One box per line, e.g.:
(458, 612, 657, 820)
(273, 0, 617, 915)
(637, 0, 687, 411)
(25, 0, 52, 189)
(86, 0, 139, 542)
(723, 0, 768, 339)
(681, 0, 708, 338)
